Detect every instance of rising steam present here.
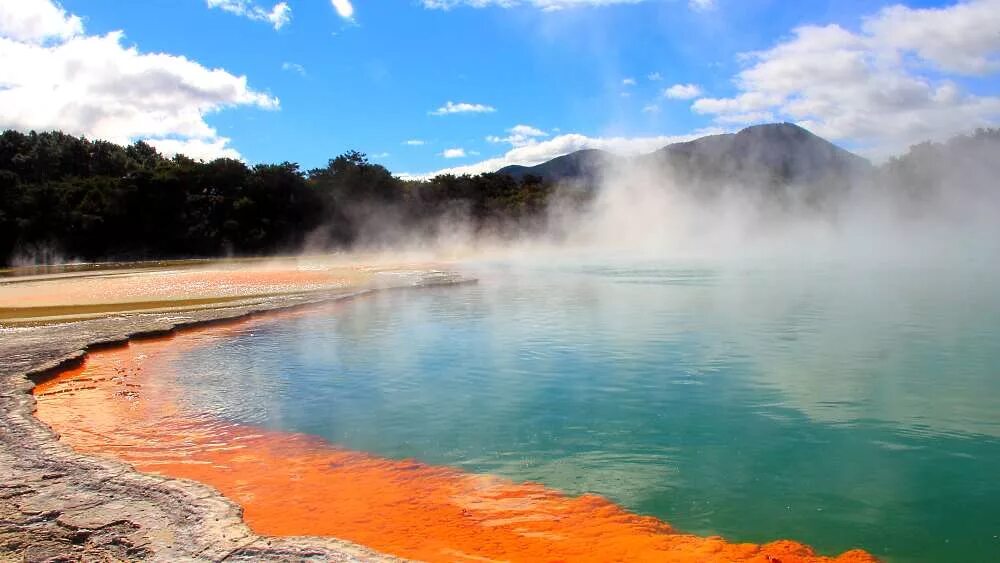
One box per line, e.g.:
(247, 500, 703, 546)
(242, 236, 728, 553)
(340, 126, 1000, 269)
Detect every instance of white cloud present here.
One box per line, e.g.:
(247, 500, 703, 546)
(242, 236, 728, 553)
(206, 0, 291, 30)
(402, 128, 723, 179)
(622, 77, 636, 86)
(268, 2, 291, 28)
(421, 0, 721, 12)
(281, 61, 306, 75)
(509, 124, 547, 136)
(430, 101, 497, 115)
(486, 124, 548, 146)
(403, 139, 426, 146)
(422, 0, 651, 11)
(647, 71, 662, 81)
(0, 0, 82, 44)
(863, 0, 1000, 75)
(692, 0, 1000, 158)
(147, 137, 242, 161)
(371, 151, 390, 158)
(710, 110, 775, 125)
(0, 0, 278, 161)
(663, 83, 702, 99)
(330, 0, 355, 20)
(442, 147, 467, 158)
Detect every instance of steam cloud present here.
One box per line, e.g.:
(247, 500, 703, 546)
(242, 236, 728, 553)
(339, 126, 1000, 269)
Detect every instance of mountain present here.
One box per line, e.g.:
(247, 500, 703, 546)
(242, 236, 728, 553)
(645, 123, 871, 188)
(497, 123, 871, 192)
(497, 149, 620, 184)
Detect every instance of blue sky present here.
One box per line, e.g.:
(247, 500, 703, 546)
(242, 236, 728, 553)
(2, 0, 999, 176)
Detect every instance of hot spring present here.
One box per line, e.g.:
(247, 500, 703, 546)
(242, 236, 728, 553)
(34, 258, 1000, 562)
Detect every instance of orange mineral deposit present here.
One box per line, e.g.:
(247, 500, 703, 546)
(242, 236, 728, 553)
(33, 311, 876, 563)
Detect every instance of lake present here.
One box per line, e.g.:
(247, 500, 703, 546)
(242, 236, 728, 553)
(154, 258, 1000, 561)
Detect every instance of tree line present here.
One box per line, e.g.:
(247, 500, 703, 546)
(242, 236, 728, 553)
(1, 127, 997, 266)
(0, 131, 564, 265)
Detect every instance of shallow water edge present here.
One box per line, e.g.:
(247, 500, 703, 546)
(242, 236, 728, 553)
(0, 274, 469, 561)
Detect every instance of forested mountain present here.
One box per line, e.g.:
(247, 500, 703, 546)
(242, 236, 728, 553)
(498, 149, 618, 185)
(1, 125, 997, 266)
(878, 127, 1000, 204)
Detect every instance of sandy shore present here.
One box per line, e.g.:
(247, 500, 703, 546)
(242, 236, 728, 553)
(0, 256, 453, 325)
(0, 258, 465, 561)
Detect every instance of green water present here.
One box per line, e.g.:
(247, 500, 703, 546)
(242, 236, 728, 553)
(169, 260, 1000, 561)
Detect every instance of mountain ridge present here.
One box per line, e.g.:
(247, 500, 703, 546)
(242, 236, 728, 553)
(497, 123, 871, 189)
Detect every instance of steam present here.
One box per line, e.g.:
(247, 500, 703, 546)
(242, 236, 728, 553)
(332, 127, 1000, 270)
(12, 127, 995, 271)
(8, 241, 76, 268)
(564, 159, 993, 264)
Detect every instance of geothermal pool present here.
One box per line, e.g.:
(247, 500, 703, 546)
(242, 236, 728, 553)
(34, 260, 1000, 562)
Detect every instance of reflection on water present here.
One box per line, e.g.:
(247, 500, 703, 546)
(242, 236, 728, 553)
(166, 260, 1000, 562)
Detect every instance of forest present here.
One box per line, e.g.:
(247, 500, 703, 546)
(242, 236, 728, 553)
(0, 131, 563, 265)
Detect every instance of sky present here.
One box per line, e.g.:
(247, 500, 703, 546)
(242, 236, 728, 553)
(1, 0, 999, 177)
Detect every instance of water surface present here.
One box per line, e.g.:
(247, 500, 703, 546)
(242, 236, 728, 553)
(165, 260, 1000, 561)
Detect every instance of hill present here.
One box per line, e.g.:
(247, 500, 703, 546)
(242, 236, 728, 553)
(497, 123, 871, 192)
(498, 149, 620, 185)
(646, 123, 871, 189)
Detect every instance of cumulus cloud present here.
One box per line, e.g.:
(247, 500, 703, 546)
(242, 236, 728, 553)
(422, 0, 649, 11)
(402, 128, 723, 179)
(692, 0, 1000, 157)
(206, 0, 291, 30)
(647, 72, 662, 81)
(442, 147, 468, 158)
(622, 77, 636, 86)
(0, 0, 82, 44)
(146, 137, 242, 161)
(486, 124, 548, 146)
(422, 0, 720, 11)
(404, 139, 426, 146)
(863, 0, 1000, 75)
(430, 101, 497, 115)
(330, 0, 355, 20)
(0, 0, 278, 161)
(663, 83, 701, 99)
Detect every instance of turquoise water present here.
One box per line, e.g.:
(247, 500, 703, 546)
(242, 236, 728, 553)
(169, 260, 1000, 562)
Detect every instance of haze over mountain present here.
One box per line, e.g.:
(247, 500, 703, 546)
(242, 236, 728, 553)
(499, 123, 872, 193)
(498, 149, 619, 185)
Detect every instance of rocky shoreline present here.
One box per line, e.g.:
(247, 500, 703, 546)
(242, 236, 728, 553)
(0, 276, 468, 562)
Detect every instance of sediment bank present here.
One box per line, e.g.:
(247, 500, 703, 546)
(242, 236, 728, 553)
(0, 263, 464, 561)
